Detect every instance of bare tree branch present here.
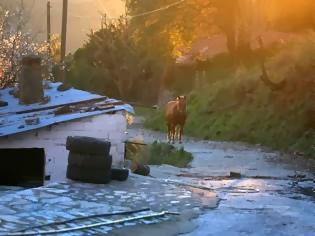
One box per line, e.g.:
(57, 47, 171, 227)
(0, 4, 52, 88)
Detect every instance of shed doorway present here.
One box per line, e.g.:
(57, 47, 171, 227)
(0, 148, 45, 187)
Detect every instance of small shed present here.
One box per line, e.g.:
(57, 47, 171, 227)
(0, 82, 134, 186)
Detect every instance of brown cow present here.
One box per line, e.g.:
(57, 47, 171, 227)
(165, 96, 187, 144)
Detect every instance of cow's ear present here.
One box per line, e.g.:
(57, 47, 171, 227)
(176, 96, 180, 100)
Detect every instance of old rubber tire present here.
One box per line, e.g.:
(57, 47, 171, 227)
(111, 168, 129, 181)
(68, 153, 112, 170)
(0, 100, 8, 107)
(66, 136, 111, 155)
(66, 165, 111, 184)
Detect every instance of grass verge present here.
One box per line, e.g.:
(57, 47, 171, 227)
(126, 141, 193, 168)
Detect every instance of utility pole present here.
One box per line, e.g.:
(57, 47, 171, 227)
(60, 0, 68, 83)
(47, 1, 51, 55)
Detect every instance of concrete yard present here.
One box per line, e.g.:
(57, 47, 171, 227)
(0, 116, 314, 235)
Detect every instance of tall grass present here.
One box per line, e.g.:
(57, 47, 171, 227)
(126, 142, 193, 168)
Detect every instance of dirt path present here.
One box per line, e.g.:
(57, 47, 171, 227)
(126, 116, 315, 236)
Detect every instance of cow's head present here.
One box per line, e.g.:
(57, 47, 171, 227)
(176, 95, 186, 113)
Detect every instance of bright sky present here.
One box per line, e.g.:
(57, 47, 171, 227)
(25, 0, 125, 53)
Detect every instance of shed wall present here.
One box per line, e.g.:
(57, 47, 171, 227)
(0, 114, 127, 184)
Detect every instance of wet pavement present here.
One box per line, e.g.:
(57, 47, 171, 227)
(0, 116, 313, 235)
(0, 176, 218, 235)
(125, 116, 315, 236)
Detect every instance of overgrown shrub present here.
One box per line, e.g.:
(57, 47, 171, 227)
(126, 141, 193, 168)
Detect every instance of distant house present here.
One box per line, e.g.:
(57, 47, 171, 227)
(0, 82, 134, 186)
(176, 32, 296, 65)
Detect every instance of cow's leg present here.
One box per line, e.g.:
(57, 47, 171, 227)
(177, 126, 181, 142)
(174, 126, 178, 143)
(171, 125, 175, 144)
(179, 125, 183, 144)
(167, 123, 171, 143)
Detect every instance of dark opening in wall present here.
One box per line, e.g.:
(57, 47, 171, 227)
(0, 148, 45, 187)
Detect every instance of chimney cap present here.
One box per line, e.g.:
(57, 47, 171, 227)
(21, 55, 41, 66)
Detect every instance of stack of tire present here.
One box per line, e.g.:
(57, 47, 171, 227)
(66, 136, 128, 184)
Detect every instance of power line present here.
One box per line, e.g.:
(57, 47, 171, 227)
(128, 0, 186, 19)
(69, 14, 101, 19)
(66, 0, 186, 21)
(70, 0, 186, 20)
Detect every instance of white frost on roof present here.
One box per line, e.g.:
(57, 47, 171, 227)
(0, 82, 104, 115)
(0, 82, 134, 137)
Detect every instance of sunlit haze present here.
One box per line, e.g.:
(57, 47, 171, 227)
(21, 0, 125, 53)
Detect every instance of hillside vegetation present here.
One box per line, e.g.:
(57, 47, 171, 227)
(142, 35, 315, 158)
(62, 1, 314, 158)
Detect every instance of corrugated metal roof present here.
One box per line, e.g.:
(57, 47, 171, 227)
(0, 82, 134, 137)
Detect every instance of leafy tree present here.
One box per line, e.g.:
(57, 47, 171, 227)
(0, 4, 51, 88)
(68, 16, 157, 101)
(125, 0, 315, 61)
(125, 0, 258, 66)
(126, 0, 218, 58)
